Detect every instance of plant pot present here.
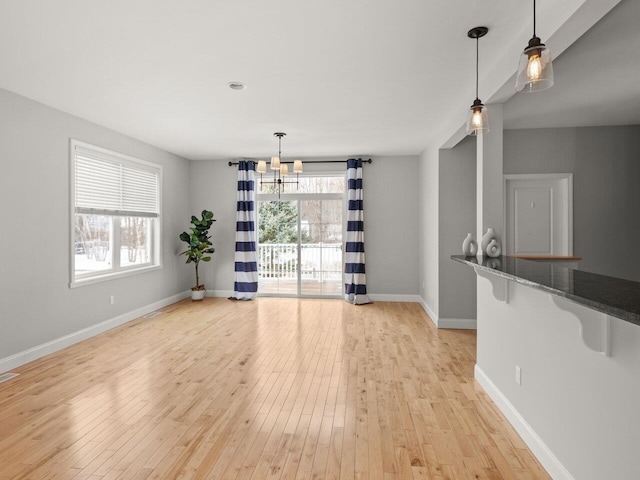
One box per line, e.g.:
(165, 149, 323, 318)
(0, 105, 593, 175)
(191, 288, 205, 301)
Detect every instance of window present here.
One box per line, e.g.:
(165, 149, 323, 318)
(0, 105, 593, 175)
(70, 140, 161, 287)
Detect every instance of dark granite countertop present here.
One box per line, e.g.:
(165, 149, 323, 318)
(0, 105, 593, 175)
(451, 255, 640, 326)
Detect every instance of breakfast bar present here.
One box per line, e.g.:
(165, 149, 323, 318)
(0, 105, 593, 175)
(452, 255, 640, 480)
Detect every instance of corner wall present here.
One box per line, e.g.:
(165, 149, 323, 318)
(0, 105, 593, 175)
(0, 88, 192, 367)
(188, 159, 238, 296)
(438, 136, 477, 324)
(418, 146, 440, 321)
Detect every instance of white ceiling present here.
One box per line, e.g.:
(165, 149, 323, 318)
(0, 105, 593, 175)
(0, 0, 629, 160)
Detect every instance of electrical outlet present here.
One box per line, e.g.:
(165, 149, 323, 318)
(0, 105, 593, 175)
(515, 365, 522, 385)
(109, 295, 115, 305)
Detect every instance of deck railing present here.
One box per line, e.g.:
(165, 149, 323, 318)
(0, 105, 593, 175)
(258, 243, 342, 281)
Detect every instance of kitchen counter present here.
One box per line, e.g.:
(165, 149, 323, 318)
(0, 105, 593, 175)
(451, 255, 640, 326)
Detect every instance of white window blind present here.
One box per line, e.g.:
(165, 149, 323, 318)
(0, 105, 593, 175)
(73, 143, 160, 217)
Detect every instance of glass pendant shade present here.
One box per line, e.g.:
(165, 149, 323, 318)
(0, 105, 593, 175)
(466, 99, 489, 136)
(466, 26, 489, 137)
(257, 160, 267, 174)
(515, 39, 554, 92)
(270, 155, 280, 170)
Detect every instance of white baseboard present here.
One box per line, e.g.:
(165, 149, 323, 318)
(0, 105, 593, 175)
(416, 296, 476, 329)
(0, 291, 190, 374)
(438, 317, 477, 329)
(474, 365, 575, 480)
(207, 291, 423, 302)
(368, 294, 422, 303)
(418, 296, 438, 327)
(206, 289, 235, 298)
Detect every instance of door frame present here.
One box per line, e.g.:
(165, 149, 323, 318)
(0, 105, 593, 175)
(503, 173, 573, 256)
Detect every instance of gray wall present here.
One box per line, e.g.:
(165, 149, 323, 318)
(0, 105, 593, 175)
(418, 145, 440, 317)
(0, 88, 192, 360)
(190, 155, 421, 296)
(439, 136, 477, 320)
(189, 160, 238, 293)
(365, 155, 420, 295)
(504, 125, 640, 282)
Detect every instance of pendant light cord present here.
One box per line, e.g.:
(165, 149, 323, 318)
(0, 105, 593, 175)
(533, 0, 537, 37)
(475, 35, 479, 100)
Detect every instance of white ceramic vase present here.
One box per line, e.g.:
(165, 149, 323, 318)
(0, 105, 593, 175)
(481, 227, 498, 256)
(486, 238, 502, 258)
(462, 233, 478, 256)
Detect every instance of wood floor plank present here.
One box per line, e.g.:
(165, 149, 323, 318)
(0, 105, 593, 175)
(0, 298, 550, 479)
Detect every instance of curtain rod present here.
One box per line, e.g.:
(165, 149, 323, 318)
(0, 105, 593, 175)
(228, 158, 372, 166)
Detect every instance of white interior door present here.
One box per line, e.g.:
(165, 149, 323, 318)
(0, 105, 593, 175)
(504, 174, 573, 255)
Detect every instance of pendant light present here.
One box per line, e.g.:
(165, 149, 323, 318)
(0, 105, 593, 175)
(515, 0, 554, 92)
(466, 26, 489, 136)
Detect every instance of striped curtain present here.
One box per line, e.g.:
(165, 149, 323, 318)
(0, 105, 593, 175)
(344, 158, 371, 304)
(233, 161, 258, 300)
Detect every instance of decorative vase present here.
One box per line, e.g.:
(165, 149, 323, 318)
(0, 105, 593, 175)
(480, 227, 497, 256)
(486, 238, 502, 258)
(462, 233, 478, 256)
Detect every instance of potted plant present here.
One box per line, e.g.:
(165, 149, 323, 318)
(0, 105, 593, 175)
(179, 210, 216, 301)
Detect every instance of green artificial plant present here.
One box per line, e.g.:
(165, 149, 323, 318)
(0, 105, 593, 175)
(179, 210, 216, 290)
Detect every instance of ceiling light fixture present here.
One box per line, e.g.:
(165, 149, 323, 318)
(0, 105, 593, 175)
(256, 132, 303, 198)
(515, 0, 554, 92)
(466, 26, 490, 136)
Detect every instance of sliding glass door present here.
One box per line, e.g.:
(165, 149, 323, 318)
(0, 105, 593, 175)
(257, 175, 344, 297)
(299, 198, 343, 296)
(257, 200, 299, 295)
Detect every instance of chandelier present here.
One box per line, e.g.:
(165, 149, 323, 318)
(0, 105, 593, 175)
(256, 132, 303, 198)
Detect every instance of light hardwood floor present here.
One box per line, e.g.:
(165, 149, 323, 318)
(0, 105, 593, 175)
(0, 298, 550, 479)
